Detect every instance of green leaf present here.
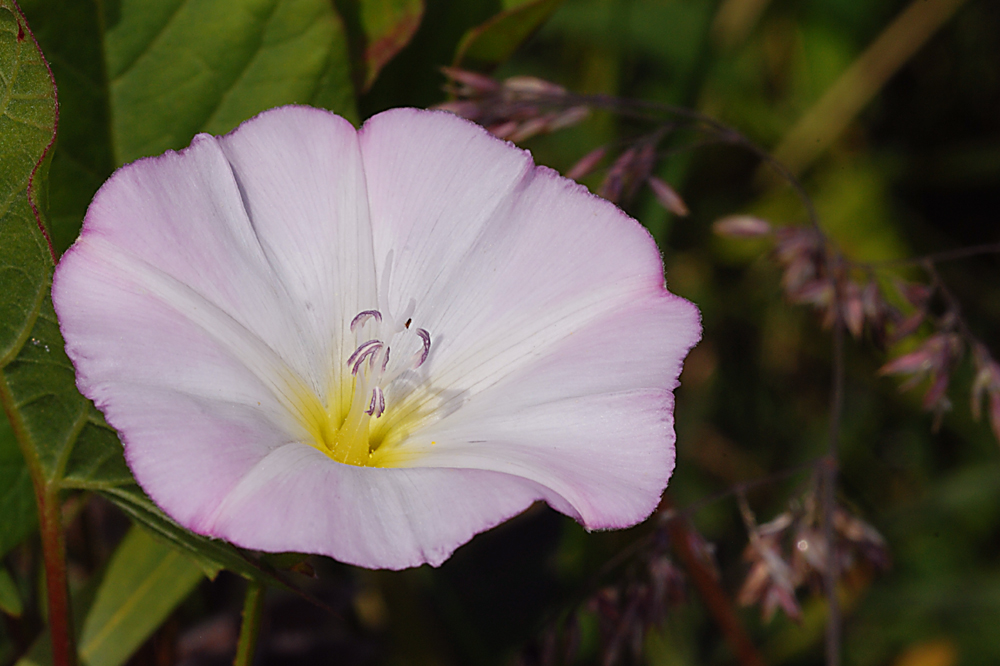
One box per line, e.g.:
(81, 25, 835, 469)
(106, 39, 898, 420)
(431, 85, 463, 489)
(15, 526, 205, 666)
(106, 0, 358, 165)
(25, 0, 361, 249)
(0, 407, 36, 558)
(15, 630, 53, 666)
(0, 0, 56, 356)
(78, 526, 204, 666)
(17, 0, 114, 256)
(0, 564, 23, 616)
(101, 485, 332, 597)
(337, 0, 424, 92)
(453, 0, 565, 69)
(359, 0, 424, 91)
(0, 0, 62, 494)
(59, 416, 133, 490)
(2, 296, 90, 486)
(99, 484, 258, 582)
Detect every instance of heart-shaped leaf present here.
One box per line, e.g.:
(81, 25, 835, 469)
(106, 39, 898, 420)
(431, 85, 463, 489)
(106, 0, 359, 165)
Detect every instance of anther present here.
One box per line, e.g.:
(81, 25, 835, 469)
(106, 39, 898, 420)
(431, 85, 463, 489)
(350, 310, 382, 331)
(366, 387, 386, 417)
(414, 328, 431, 367)
(347, 339, 379, 366)
(348, 340, 382, 375)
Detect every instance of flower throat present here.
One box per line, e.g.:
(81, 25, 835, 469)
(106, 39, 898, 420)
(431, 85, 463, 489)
(307, 307, 431, 466)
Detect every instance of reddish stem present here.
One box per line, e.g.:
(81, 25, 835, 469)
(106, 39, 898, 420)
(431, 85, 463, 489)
(37, 486, 76, 666)
(661, 495, 765, 666)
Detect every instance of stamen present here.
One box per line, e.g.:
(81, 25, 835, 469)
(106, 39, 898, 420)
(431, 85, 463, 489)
(352, 346, 381, 375)
(347, 339, 380, 367)
(414, 328, 431, 367)
(366, 387, 385, 417)
(349, 340, 383, 375)
(338, 310, 434, 445)
(325, 307, 437, 463)
(350, 310, 382, 331)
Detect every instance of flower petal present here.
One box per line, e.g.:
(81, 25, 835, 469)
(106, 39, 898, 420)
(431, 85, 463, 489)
(360, 109, 700, 526)
(54, 105, 702, 570)
(216, 106, 378, 397)
(392, 293, 701, 528)
(408, 390, 676, 528)
(53, 244, 305, 526)
(201, 443, 547, 569)
(362, 109, 673, 405)
(53, 107, 373, 530)
(359, 109, 534, 316)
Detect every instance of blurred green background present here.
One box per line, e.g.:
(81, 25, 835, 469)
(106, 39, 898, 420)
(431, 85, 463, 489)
(372, 2, 1000, 663)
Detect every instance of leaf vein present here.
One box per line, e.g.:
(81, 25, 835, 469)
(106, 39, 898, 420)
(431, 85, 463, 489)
(0, 278, 47, 367)
(54, 406, 90, 483)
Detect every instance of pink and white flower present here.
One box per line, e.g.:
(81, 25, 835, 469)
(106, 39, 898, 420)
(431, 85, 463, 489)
(53, 106, 700, 569)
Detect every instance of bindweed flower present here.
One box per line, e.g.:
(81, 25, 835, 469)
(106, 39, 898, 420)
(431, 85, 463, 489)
(53, 106, 701, 569)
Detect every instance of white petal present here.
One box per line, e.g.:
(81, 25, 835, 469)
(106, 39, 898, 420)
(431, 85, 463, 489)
(358, 109, 700, 527)
(406, 390, 676, 528)
(73, 130, 317, 381)
(201, 443, 547, 569)
(217, 106, 377, 397)
(362, 109, 670, 405)
(54, 238, 311, 528)
(399, 295, 701, 527)
(54, 107, 375, 528)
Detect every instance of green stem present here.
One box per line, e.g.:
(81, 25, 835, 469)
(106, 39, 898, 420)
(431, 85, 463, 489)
(234, 579, 265, 666)
(37, 485, 76, 666)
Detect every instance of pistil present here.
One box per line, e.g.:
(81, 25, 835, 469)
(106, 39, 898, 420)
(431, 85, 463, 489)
(315, 309, 432, 466)
(329, 365, 377, 465)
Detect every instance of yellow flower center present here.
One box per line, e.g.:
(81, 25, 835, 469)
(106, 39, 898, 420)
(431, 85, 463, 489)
(294, 309, 432, 467)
